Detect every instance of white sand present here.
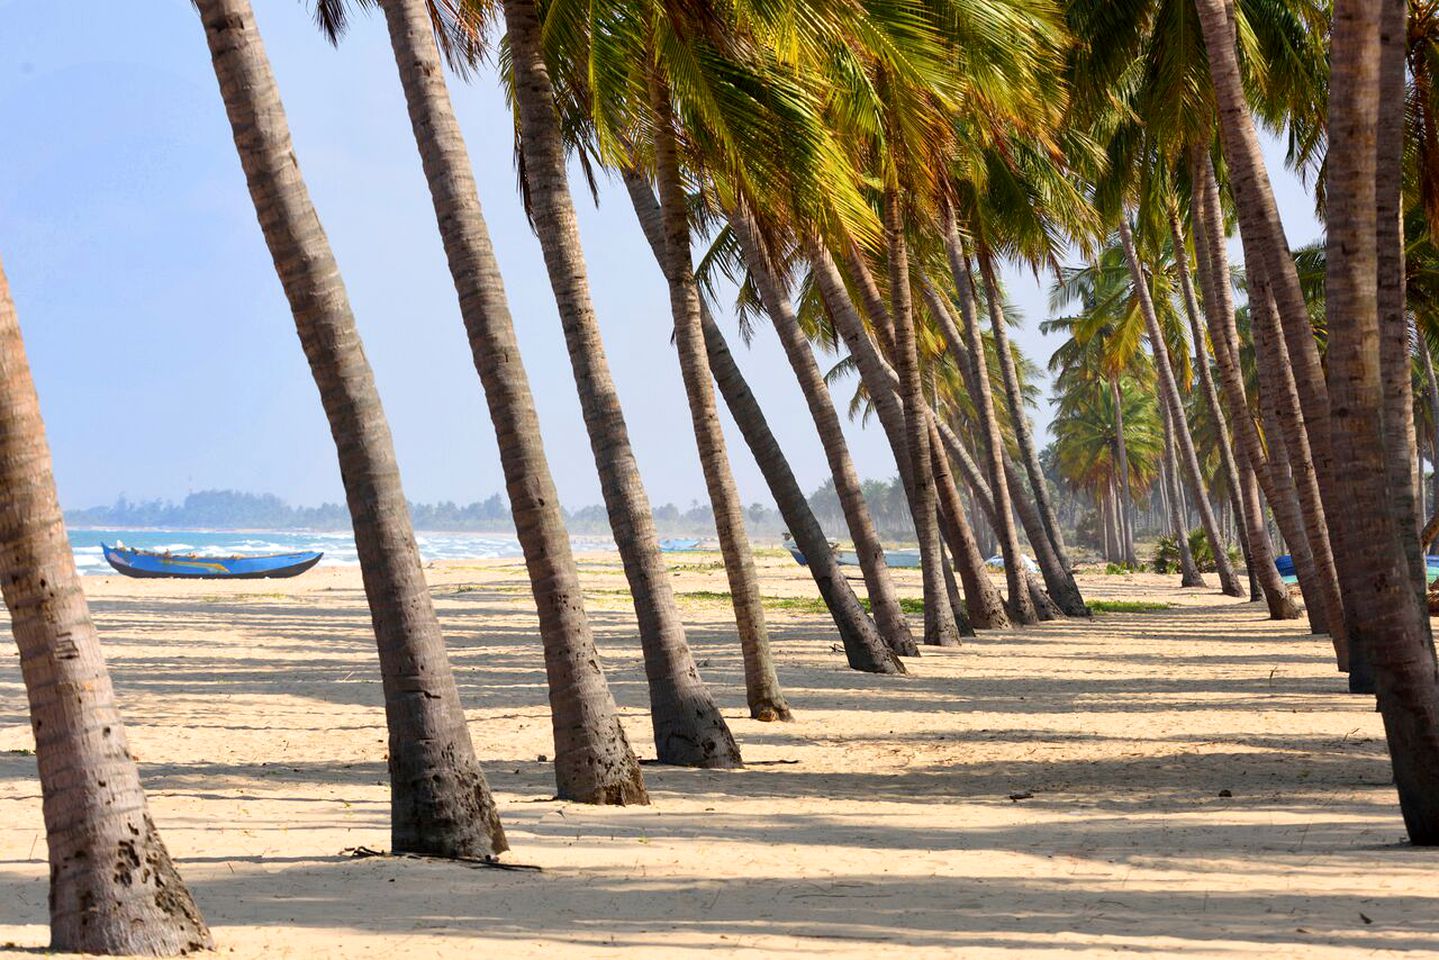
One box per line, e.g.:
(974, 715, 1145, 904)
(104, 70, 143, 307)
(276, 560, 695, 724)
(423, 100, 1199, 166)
(1, 554, 1435, 957)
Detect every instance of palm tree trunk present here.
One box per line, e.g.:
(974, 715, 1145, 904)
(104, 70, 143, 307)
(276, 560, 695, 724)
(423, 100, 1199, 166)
(931, 220, 1037, 622)
(1377, 0, 1425, 595)
(1190, 145, 1335, 637)
(1171, 207, 1297, 617)
(726, 207, 916, 654)
(1109, 377, 1139, 567)
(621, 174, 892, 682)
(501, 0, 739, 766)
(635, 79, 809, 704)
(808, 241, 1011, 630)
(1194, 0, 1340, 545)
(1169, 209, 1251, 556)
(1326, 0, 1439, 843)
(380, 0, 646, 803)
(698, 310, 905, 673)
(974, 246, 1075, 573)
(1117, 218, 1244, 596)
(1161, 401, 1208, 586)
(201, 0, 517, 841)
(922, 282, 1035, 620)
(926, 275, 1087, 615)
(0, 257, 210, 955)
(878, 188, 963, 646)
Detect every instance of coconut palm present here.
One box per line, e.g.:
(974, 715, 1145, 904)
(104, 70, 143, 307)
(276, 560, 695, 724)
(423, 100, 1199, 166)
(1117, 217, 1246, 596)
(486, 0, 741, 765)
(197, 0, 514, 845)
(1323, 0, 1439, 844)
(621, 174, 901, 680)
(725, 205, 919, 655)
(372, 0, 648, 802)
(0, 256, 211, 955)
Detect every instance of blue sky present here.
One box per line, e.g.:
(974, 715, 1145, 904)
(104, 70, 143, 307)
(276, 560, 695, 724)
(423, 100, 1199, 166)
(0, 1, 1323, 513)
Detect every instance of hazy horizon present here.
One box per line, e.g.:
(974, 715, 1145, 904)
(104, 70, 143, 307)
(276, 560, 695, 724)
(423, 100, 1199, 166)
(1, 1, 1322, 516)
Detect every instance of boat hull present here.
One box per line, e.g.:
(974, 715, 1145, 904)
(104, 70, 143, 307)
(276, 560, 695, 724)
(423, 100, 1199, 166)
(101, 544, 323, 580)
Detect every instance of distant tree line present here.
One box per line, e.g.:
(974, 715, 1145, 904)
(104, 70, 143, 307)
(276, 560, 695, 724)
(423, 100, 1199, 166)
(64, 484, 927, 542)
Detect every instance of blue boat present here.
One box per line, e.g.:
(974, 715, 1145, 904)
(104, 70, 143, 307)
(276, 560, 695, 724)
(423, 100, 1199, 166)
(101, 543, 323, 580)
(1274, 553, 1439, 585)
(658, 538, 702, 553)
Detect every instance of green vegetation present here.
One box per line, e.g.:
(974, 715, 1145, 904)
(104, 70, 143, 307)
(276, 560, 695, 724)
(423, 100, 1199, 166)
(1087, 600, 1173, 614)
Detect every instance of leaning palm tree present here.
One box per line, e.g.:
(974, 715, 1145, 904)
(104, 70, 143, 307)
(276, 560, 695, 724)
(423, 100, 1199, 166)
(488, 0, 740, 766)
(196, 0, 513, 846)
(0, 257, 211, 955)
(374, 0, 647, 802)
(1323, 0, 1439, 844)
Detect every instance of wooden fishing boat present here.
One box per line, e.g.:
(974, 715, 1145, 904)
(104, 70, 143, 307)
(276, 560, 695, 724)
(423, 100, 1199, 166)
(101, 543, 323, 580)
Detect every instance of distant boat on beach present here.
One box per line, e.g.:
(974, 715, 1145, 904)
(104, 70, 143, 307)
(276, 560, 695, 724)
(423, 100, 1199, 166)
(101, 542, 323, 580)
(658, 538, 703, 552)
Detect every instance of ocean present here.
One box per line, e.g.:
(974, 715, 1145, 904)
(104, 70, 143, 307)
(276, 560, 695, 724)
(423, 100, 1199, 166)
(68, 528, 618, 576)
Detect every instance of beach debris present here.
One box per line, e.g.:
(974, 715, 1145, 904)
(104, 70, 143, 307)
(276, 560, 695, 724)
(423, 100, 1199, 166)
(1008, 790, 1034, 801)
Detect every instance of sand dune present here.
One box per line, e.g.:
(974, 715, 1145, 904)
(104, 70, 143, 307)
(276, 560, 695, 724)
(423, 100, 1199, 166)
(0, 554, 1433, 957)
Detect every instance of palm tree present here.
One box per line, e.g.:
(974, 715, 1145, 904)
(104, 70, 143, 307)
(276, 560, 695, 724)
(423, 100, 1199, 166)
(197, 0, 514, 845)
(375, 0, 647, 802)
(1117, 218, 1246, 596)
(807, 241, 1010, 630)
(496, 0, 740, 766)
(924, 255, 1042, 616)
(1190, 148, 1341, 642)
(726, 206, 919, 656)
(1192, 0, 1339, 543)
(0, 257, 210, 955)
(623, 172, 900, 679)
(885, 188, 966, 645)
(1323, 0, 1439, 844)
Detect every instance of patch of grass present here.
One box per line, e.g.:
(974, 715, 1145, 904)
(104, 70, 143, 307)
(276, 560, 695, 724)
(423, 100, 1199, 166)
(3, 748, 33, 757)
(675, 590, 830, 614)
(859, 596, 924, 615)
(751, 547, 793, 559)
(1087, 599, 1173, 613)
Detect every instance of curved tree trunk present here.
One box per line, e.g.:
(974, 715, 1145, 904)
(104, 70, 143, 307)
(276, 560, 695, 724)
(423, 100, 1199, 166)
(697, 310, 904, 673)
(926, 281, 1088, 617)
(881, 188, 963, 646)
(501, 0, 739, 766)
(0, 257, 210, 955)
(1326, 0, 1439, 843)
(1170, 206, 1297, 618)
(974, 246, 1075, 573)
(1190, 146, 1335, 638)
(618, 170, 800, 699)
(381, 0, 646, 803)
(1117, 218, 1244, 596)
(636, 192, 899, 676)
(1419, 337, 1439, 553)
(808, 242, 1010, 630)
(931, 220, 1038, 621)
(644, 70, 794, 707)
(1169, 208, 1249, 555)
(726, 208, 917, 655)
(201, 0, 515, 843)
(1109, 377, 1139, 567)
(1161, 401, 1208, 587)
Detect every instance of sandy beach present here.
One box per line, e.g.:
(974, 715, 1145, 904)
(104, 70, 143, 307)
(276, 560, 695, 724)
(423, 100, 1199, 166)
(0, 551, 1434, 957)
